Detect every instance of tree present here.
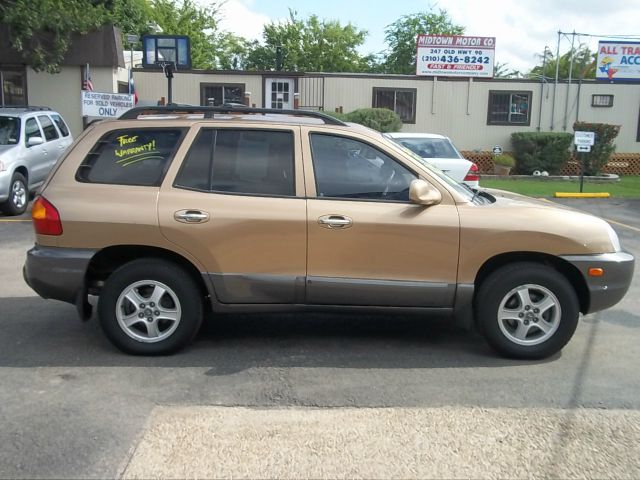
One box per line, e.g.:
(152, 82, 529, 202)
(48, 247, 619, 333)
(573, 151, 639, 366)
(243, 10, 370, 72)
(382, 10, 464, 74)
(493, 62, 521, 79)
(149, 0, 220, 69)
(109, 0, 154, 41)
(1, 0, 110, 73)
(528, 44, 596, 80)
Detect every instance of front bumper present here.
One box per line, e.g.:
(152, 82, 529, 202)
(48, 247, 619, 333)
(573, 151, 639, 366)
(24, 245, 96, 305)
(0, 169, 12, 202)
(561, 252, 635, 313)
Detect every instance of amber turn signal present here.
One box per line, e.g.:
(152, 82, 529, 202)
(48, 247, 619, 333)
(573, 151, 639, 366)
(588, 267, 604, 277)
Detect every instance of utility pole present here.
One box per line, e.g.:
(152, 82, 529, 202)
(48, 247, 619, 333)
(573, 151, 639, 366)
(562, 31, 576, 131)
(550, 31, 561, 130)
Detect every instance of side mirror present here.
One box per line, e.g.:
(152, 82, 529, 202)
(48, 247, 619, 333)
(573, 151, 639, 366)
(27, 137, 44, 147)
(409, 179, 442, 206)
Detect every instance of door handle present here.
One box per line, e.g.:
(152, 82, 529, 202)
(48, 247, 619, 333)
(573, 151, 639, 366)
(174, 209, 210, 223)
(318, 214, 353, 229)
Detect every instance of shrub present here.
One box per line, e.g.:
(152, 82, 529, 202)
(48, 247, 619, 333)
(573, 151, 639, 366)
(573, 122, 621, 175)
(327, 108, 402, 132)
(510, 132, 573, 174)
(493, 154, 515, 167)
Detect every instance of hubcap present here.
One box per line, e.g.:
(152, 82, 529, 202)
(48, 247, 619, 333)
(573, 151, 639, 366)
(11, 180, 26, 209)
(497, 284, 561, 346)
(115, 280, 181, 343)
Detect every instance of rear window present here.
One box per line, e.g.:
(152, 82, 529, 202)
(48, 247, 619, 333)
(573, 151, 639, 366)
(76, 128, 186, 186)
(392, 137, 462, 159)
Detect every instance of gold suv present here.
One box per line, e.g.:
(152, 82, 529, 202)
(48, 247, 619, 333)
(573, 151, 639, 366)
(23, 106, 634, 358)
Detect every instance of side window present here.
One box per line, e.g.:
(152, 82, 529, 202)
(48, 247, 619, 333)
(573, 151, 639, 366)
(24, 118, 42, 145)
(38, 115, 59, 141)
(175, 129, 295, 196)
(51, 114, 70, 137)
(310, 133, 417, 202)
(76, 128, 185, 186)
(174, 130, 214, 191)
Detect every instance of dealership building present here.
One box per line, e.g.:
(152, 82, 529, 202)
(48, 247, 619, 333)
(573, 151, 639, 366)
(1, 26, 639, 155)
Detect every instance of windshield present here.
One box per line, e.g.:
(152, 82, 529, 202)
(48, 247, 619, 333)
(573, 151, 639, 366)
(0, 116, 20, 145)
(381, 135, 475, 201)
(393, 137, 463, 159)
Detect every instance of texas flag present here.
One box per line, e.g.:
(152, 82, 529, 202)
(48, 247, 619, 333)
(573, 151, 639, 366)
(129, 71, 138, 105)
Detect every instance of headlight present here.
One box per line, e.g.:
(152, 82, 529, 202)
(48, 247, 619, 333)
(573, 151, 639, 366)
(604, 222, 621, 252)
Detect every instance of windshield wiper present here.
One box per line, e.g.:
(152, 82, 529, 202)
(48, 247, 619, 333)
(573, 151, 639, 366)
(460, 182, 480, 203)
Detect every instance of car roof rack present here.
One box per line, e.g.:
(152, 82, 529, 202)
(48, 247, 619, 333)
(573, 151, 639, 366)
(0, 106, 52, 111)
(119, 105, 347, 126)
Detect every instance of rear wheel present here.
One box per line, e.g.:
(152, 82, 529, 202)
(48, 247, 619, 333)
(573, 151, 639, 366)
(476, 262, 579, 359)
(1, 172, 28, 216)
(98, 259, 203, 355)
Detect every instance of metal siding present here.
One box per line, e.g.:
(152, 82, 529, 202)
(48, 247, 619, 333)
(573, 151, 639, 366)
(321, 76, 640, 152)
(132, 71, 263, 108)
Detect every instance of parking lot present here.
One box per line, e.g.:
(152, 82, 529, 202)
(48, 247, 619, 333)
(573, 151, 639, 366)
(1, 198, 639, 478)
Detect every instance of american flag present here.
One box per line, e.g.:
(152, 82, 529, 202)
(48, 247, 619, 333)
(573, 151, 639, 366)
(129, 71, 138, 104)
(83, 73, 93, 91)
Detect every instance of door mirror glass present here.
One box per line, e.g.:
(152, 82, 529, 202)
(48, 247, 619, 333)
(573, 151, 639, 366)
(409, 179, 442, 206)
(27, 136, 44, 147)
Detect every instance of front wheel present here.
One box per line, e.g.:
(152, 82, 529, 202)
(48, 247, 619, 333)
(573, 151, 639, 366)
(98, 259, 203, 355)
(476, 262, 580, 359)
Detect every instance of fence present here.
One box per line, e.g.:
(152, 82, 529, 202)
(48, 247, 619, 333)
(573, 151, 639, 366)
(461, 152, 640, 176)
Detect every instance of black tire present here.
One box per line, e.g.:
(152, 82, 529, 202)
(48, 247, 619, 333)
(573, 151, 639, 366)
(476, 262, 579, 359)
(1, 172, 28, 216)
(98, 259, 203, 355)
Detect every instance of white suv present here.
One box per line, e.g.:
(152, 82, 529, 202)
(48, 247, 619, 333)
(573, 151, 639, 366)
(0, 107, 73, 215)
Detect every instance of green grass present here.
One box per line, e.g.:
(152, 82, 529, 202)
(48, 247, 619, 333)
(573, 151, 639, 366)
(481, 176, 640, 198)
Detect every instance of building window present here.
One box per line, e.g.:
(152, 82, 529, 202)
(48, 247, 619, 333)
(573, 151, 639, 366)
(372, 88, 416, 124)
(487, 91, 532, 126)
(200, 83, 245, 106)
(592, 94, 613, 107)
(1, 67, 27, 106)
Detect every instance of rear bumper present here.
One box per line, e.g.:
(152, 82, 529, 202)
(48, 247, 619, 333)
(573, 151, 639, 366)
(561, 252, 635, 313)
(24, 245, 96, 304)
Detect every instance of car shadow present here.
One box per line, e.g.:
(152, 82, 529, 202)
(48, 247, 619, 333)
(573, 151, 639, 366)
(0, 296, 559, 370)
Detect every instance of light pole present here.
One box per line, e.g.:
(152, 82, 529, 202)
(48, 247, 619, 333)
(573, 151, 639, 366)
(126, 33, 139, 96)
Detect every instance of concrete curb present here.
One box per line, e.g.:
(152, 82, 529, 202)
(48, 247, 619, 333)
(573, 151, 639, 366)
(482, 174, 620, 183)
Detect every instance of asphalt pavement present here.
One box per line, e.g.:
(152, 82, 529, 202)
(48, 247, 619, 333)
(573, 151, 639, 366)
(0, 199, 638, 478)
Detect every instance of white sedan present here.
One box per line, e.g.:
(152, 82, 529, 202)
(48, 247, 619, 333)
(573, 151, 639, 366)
(385, 132, 479, 189)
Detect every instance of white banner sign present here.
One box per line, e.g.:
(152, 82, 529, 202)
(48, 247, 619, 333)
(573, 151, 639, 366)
(81, 91, 134, 118)
(597, 41, 640, 82)
(417, 35, 496, 78)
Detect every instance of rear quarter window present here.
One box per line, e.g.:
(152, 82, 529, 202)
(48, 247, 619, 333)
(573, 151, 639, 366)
(51, 114, 70, 137)
(76, 128, 186, 186)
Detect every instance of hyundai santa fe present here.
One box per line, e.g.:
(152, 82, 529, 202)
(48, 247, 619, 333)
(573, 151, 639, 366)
(23, 106, 634, 358)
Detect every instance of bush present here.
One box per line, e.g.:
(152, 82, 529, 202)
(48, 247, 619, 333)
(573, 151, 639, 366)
(327, 108, 402, 132)
(510, 132, 573, 174)
(573, 122, 620, 175)
(493, 154, 515, 167)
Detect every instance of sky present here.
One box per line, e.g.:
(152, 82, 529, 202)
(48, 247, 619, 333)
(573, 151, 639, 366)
(213, 0, 640, 73)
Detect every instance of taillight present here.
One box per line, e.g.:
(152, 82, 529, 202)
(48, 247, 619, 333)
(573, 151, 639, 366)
(464, 163, 480, 182)
(32, 196, 63, 235)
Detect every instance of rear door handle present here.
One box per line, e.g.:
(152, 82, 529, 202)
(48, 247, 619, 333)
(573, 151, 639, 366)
(318, 214, 353, 229)
(174, 209, 210, 223)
